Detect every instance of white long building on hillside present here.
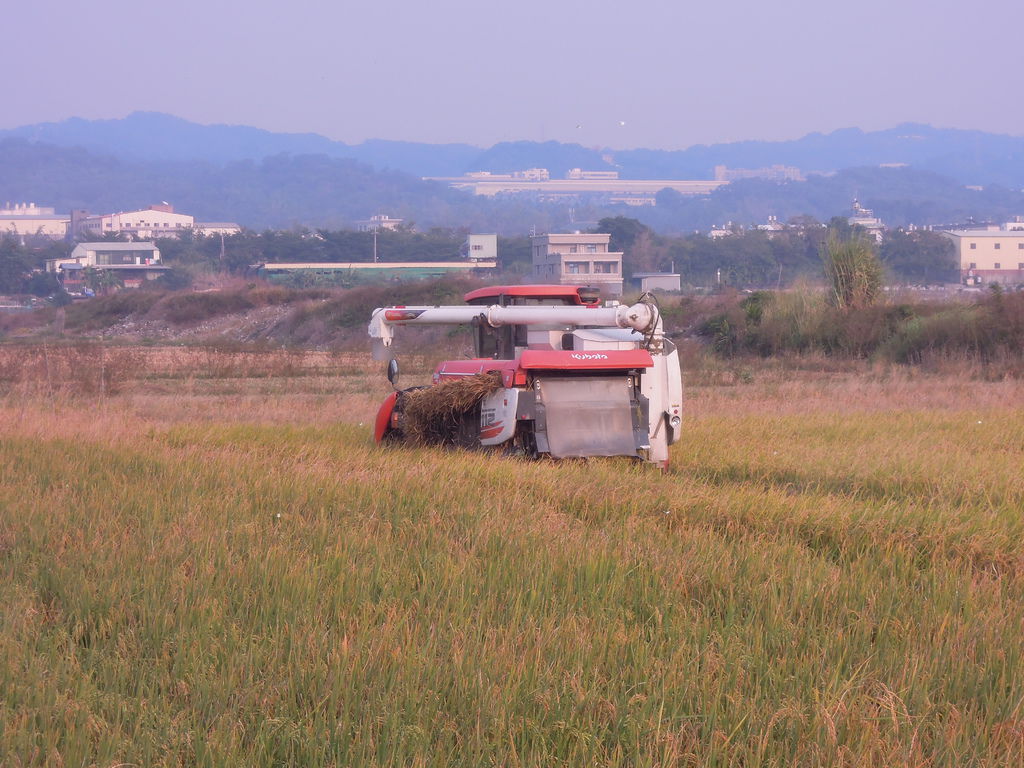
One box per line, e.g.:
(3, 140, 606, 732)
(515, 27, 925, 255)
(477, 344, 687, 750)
(426, 169, 726, 206)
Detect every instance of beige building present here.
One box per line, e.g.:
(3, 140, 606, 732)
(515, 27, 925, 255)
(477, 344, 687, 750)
(74, 204, 193, 238)
(46, 242, 168, 293)
(73, 204, 240, 239)
(462, 233, 498, 262)
(633, 272, 681, 292)
(532, 232, 623, 296)
(940, 226, 1024, 285)
(0, 203, 69, 238)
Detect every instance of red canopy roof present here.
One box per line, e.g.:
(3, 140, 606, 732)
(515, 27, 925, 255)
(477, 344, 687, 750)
(463, 285, 599, 305)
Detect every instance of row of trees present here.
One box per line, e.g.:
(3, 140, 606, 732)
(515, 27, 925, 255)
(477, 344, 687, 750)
(150, 220, 959, 288)
(0, 215, 958, 299)
(0, 237, 68, 295)
(598, 216, 958, 287)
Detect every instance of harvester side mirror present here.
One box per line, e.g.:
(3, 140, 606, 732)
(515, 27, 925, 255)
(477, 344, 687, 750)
(386, 358, 400, 389)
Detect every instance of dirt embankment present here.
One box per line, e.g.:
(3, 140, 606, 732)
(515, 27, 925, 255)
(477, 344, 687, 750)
(0, 278, 481, 349)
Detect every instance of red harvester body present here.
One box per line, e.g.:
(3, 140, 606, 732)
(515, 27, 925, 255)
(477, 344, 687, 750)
(369, 285, 682, 467)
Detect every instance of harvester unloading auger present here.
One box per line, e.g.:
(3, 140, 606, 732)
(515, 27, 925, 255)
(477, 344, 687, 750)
(369, 285, 682, 468)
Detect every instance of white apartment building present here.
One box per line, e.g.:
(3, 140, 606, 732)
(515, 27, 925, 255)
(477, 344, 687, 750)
(531, 232, 623, 296)
(848, 199, 885, 242)
(45, 242, 167, 292)
(355, 214, 404, 232)
(565, 168, 620, 180)
(940, 225, 1024, 285)
(196, 222, 244, 237)
(462, 233, 497, 262)
(46, 242, 162, 271)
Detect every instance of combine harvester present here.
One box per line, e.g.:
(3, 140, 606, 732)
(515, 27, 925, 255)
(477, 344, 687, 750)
(369, 285, 682, 468)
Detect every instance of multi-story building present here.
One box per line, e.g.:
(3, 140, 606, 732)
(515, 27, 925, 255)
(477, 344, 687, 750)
(73, 204, 193, 239)
(848, 199, 885, 242)
(0, 202, 70, 238)
(709, 223, 738, 239)
(940, 225, 1024, 285)
(72, 204, 240, 239)
(531, 232, 623, 296)
(462, 233, 498, 262)
(196, 222, 244, 237)
(756, 215, 787, 237)
(45, 242, 168, 293)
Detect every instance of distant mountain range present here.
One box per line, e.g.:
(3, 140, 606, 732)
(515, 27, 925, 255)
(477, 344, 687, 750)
(3, 112, 1023, 187)
(1, 113, 1022, 234)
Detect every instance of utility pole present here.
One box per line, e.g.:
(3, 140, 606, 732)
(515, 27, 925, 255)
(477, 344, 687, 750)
(373, 226, 378, 263)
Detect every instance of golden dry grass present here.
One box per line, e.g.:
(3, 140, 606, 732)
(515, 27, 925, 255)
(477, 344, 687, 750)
(1, 344, 1022, 766)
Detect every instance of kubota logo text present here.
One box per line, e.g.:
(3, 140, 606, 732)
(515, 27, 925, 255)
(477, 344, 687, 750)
(570, 353, 608, 360)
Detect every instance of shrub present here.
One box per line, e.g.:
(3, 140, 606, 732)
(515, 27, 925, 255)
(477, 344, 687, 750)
(152, 291, 257, 324)
(826, 303, 917, 358)
(748, 286, 827, 355)
(154, 267, 194, 290)
(692, 286, 1023, 370)
(822, 234, 884, 310)
(64, 291, 165, 330)
(878, 306, 985, 363)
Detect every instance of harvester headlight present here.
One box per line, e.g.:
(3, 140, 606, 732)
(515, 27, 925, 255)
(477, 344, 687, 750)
(670, 415, 681, 428)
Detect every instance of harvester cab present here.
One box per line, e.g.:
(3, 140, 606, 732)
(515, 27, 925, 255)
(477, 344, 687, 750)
(369, 285, 682, 468)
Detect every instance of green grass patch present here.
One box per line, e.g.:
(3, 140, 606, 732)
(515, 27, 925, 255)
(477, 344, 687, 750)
(1, 399, 1022, 766)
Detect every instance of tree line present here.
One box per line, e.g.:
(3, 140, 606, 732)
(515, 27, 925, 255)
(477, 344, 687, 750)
(0, 215, 959, 301)
(597, 216, 958, 288)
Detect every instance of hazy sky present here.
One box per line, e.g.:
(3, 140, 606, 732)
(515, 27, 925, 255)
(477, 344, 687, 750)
(2, 0, 1020, 149)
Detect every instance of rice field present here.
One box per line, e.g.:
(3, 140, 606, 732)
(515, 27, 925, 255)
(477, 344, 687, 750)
(1, 346, 1023, 766)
